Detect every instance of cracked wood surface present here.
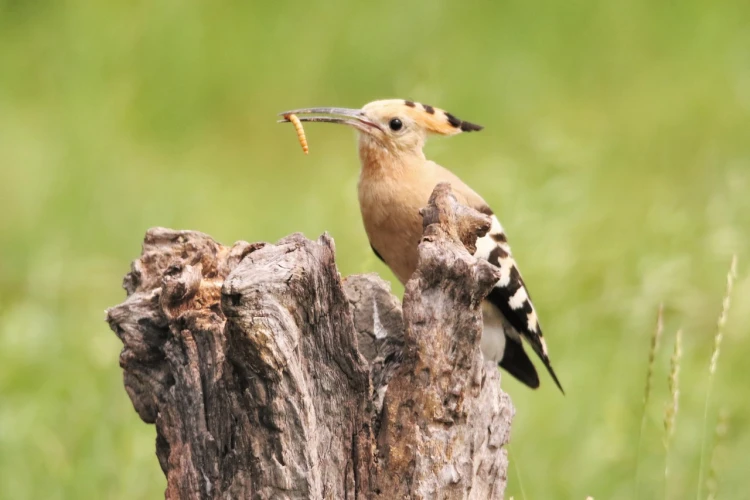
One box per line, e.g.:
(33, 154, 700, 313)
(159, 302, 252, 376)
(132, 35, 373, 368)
(106, 182, 514, 499)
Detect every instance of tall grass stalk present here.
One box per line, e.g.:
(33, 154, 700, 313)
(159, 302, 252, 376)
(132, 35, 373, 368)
(706, 409, 729, 500)
(663, 329, 682, 497)
(696, 256, 737, 499)
(508, 445, 528, 500)
(635, 304, 664, 496)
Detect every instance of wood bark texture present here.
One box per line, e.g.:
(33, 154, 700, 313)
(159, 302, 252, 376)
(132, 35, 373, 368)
(106, 182, 515, 499)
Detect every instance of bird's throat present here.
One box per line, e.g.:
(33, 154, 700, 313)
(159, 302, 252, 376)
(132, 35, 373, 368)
(357, 135, 424, 179)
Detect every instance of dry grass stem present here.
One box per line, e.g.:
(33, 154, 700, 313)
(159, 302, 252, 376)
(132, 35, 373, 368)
(706, 409, 729, 500)
(635, 304, 665, 495)
(710, 256, 737, 376)
(664, 329, 682, 444)
(645, 304, 665, 408)
(663, 329, 682, 494)
(697, 256, 738, 499)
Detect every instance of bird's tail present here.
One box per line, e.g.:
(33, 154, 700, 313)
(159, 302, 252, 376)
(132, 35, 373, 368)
(498, 338, 540, 389)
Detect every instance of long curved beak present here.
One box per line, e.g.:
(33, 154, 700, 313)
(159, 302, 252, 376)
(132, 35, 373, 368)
(278, 107, 382, 134)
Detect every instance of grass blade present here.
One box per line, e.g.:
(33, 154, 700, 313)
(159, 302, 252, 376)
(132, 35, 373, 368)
(664, 329, 682, 498)
(696, 256, 737, 499)
(706, 408, 729, 500)
(635, 304, 664, 497)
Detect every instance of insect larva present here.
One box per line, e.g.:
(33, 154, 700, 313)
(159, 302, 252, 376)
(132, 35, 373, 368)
(285, 113, 309, 155)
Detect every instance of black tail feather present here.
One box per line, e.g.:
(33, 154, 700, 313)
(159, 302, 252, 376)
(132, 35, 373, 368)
(499, 339, 540, 389)
(543, 358, 565, 395)
(486, 287, 565, 395)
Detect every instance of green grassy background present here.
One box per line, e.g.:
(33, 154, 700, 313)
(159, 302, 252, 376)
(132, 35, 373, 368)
(1, 0, 749, 498)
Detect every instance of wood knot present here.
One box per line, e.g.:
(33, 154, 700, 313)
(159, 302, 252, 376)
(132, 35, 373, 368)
(160, 263, 203, 319)
(419, 182, 491, 254)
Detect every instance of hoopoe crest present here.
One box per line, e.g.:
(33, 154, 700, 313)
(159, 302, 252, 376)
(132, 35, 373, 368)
(279, 99, 564, 393)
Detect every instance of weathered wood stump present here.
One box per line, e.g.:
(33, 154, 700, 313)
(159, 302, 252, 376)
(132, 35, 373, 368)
(106, 183, 515, 499)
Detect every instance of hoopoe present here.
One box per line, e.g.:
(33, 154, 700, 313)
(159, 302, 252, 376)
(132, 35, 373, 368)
(279, 99, 564, 393)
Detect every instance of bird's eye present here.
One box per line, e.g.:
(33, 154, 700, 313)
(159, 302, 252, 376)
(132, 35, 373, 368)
(389, 118, 403, 131)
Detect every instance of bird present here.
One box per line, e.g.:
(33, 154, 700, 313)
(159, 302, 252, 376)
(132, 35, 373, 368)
(279, 99, 564, 393)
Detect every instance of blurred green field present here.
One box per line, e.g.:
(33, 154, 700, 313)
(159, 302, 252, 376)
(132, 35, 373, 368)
(1, 0, 749, 498)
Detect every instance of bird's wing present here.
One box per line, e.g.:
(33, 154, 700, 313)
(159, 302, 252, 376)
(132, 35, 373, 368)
(482, 302, 541, 389)
(429, 162, 563, 391)
(416, 161, 563, 391)
(473, 204, 564, 393)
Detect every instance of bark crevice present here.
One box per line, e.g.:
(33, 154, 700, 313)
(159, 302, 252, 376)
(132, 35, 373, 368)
(107, 182, 514, 499)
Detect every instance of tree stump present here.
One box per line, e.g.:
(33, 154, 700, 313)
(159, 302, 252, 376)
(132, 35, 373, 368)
(106, 183, 515, 499)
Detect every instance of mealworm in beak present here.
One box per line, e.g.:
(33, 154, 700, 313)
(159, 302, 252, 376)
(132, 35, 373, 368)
(284, 113, 309, 155)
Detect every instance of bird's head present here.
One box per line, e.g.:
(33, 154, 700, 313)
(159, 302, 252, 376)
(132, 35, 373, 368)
(280, 99, 483, 157)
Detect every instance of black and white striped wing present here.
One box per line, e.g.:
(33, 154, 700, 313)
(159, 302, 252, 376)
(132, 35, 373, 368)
(475, 207, 564, 393)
